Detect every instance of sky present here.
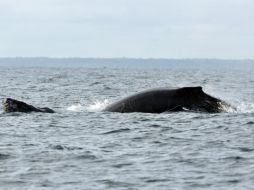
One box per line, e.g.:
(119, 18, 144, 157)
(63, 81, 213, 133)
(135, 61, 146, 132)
(0, 0, 254, 58)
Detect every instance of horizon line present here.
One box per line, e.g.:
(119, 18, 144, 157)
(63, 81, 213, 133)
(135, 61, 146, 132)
(0, 57, 254, 61)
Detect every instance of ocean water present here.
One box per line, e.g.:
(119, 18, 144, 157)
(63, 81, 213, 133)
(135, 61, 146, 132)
(0, 59, 254, 190)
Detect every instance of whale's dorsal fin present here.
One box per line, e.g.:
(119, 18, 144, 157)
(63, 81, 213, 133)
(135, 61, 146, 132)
(194, 86, 202, 92)
(195, 86, 202, 90)
(181, 86, 203, 92)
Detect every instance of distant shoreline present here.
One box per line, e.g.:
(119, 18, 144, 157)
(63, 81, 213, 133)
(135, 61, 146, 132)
(0, 57, 253, 70)
(0, 57, 253, 61)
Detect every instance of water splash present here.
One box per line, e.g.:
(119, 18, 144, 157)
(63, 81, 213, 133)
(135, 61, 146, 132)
(204, 86, 254, 114)
(218, 102, 237, 113)
(87, 99, 109, 112)
(67, 99, 109, 112)
(235, 102, 254, 113)
(66, 104, 84, 112)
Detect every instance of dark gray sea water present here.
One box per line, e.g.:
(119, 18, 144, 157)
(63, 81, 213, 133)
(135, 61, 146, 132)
(0, 59, 254, 190)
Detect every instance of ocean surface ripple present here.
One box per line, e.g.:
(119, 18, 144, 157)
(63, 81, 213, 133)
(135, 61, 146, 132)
(0, 62, 254, 190)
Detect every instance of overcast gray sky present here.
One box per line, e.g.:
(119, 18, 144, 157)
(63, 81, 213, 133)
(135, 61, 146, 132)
(1, 0, 254, 58)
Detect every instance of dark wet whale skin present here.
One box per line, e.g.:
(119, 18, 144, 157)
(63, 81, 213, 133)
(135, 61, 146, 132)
(104, 86, 229, 113)
(2, 98, 55, 113)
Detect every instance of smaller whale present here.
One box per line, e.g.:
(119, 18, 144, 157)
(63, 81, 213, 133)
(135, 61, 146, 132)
(2, 98, 54, 113)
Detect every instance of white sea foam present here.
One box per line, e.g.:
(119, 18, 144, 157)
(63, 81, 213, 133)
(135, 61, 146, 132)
(235, 102, 254, 113)
(66, 104, 84, 112)
(219, 103, 237, 113)
(87, 99, 109, 112)
(202, 86, 253, 114)
(67, 99, 110, 112)
(220, 102, 254, 114)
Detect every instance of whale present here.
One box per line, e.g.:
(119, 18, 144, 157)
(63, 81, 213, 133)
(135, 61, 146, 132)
(2, 87, 234, 114)
(2, 98, 54, 113)
(103, 86, 234, 113)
